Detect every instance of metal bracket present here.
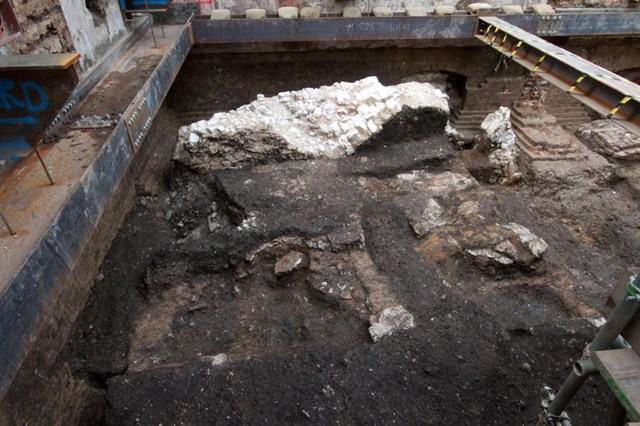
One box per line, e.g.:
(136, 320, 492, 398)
(124, 94, 152, 153)
(537, 15, 563, 37)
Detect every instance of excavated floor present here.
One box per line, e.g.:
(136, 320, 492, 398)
(59, 102, 640, 424)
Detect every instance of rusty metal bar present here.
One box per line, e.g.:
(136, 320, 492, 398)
(476, 16, 640, 137)
(143, 0, 157, 48)
(0, 207, 15, 235)
(33, 144, 54, 185)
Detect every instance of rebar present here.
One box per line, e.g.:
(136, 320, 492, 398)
(0, 208, 15, 235)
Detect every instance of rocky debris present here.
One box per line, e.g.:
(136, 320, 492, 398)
(387, 170, 478, 196)
(207, 201, 224, 233)
(472, 107, 521, 184)
(577, 120, 640, 160)
(368, 306, 415, 342)
(174, 77, 449, 170)
(201, 353, 229, 367)
(399, 197, 446, 238)
(310, 279, 357, 302)
(502, 222, 548, 258)
(445, 121, 469, 147)
(420, 221, 548, 274)
(71, 113, 121, 129)
(275, 251, 308, 276)
(322, 385, 336, 397)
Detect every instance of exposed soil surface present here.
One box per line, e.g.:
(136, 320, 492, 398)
(62, 105, 640, 424)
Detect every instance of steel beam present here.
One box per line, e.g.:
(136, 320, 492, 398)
(190, 12, 640, 46)
(0, 18, 193, 400)
(476, 16, 640, 137)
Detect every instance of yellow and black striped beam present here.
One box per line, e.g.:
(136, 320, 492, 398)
(475, 16, 640, 137)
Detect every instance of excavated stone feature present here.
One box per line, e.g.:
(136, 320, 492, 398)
(577, 120, 640, 160)
(369, 306, 415, 342)
(175, 77, 449, 171)
(419, 218, 548, 274)
(477, 107, 520, 184)
(275, 251, 308, 276)
(462, 107, 521, 184)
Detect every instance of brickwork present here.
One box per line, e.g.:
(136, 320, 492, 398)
(577, 120, 640, 161)
(2, 0, 73, 55)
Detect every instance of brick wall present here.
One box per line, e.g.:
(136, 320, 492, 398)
(1, 0, 73, 55)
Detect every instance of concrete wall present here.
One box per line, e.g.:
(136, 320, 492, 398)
(0, 0, 126, 74)
(59, 0, 127, 73)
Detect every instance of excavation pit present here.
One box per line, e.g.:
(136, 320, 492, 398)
(65, 78, 632, 424)
(3, 22, 640, 425)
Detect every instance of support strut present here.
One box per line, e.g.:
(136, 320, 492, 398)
(475, 16, 640, 137)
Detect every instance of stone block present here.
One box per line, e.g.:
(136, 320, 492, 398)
(405, 6, 427, 16)
(530, 4, 555, 14)
(467, 3, 492, 14)
(210, 9, 231, 19)
(434, 5, 455, 15)
(278, 6, 299, 18)
(342, 6, 362, 17)
(373, 6, 394, 17)
(300, 7, 321, 18)
(246, 8, 267, 19)
(500, 4, 524, 14)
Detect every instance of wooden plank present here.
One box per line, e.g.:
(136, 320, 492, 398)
(593, 349, 640, 421)
(603, 269, 640, 352)
(0, 54, 80, 71)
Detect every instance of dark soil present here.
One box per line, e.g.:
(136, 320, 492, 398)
(62, 105, 640, 425)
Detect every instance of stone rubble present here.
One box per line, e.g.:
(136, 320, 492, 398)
(369, 306, 416, 342)
(462, 222, 548, 269)
(274, 251, 308, 276)
(174, 77, 449, 170)
(577, 119, 640, 160)
(474, 107, 521, 184)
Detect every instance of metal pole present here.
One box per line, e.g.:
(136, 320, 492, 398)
(0, 208, 15, 235)
(143, 0, 157, 48)
(34, 144, 54, 185)
(546, 275, 640, 422)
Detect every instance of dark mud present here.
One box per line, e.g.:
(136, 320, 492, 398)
(61, 110, 640, 424)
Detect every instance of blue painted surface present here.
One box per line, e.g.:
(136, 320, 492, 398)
(0, 137, 31, 159)
(123, 0, 172, 9)
(0, 79, 48, 113)
(0, 78, 50, 159)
